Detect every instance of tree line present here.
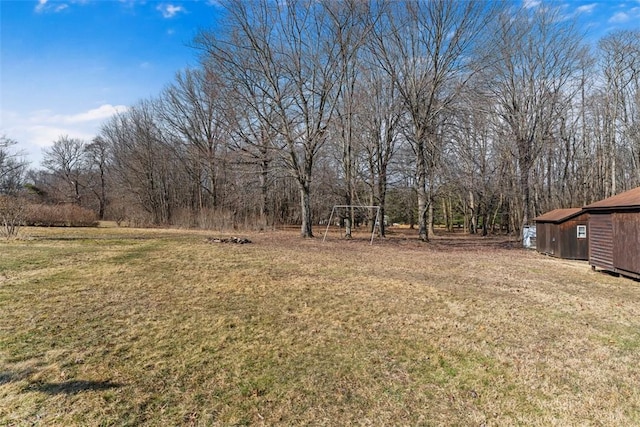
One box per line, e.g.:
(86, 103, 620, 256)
(5, 0, 640, 240)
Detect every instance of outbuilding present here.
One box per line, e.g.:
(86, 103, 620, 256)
(584, 187, 640, 279)
(534, 208, 589, 260)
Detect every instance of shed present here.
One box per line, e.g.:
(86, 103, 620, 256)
(584, 187, 640, 279)
(534, 208, 589, 260)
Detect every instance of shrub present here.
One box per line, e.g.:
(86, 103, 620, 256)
(0, 195, 24, 238)
(24, 203, 98, 227)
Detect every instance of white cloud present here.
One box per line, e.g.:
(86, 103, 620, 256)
(609, 11, 629, 23)
(35, 0, 69, 14)
(523, 0, 541, 9)
(157, 3, 185, 18)
(70, 104, 128, 123)
(26, 125, 94, 148)
(1, 104, 128, 166)
(576, 3, 597, 14)
(34, 0, 91, 14)
(34, 0, 49, 13)
(32, 104, 129, 125)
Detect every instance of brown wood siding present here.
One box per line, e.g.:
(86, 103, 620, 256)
(613, 213, 640, 275)
(548, 223, 558, 256)
(536, 212, 589, 260)
(589, 213, 614, 270)
(536, 223, 552, 255)
(559, 219, 589, 260)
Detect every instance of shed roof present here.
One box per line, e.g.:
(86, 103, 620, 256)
(584, 186, 640, 210)
(534, 208, 584, 223)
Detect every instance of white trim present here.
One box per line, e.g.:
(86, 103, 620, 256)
(577, 225, 587, 239)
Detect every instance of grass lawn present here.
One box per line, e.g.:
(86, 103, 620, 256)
(2, 226, 640, 426)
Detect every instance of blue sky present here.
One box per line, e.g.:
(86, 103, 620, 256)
(1, 0, 219, 166)
(1, 0, 639, 168)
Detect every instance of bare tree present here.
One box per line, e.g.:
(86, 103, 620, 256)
(0, 135, 27, 196)
(0, 136, 27, 238)
(327, 1, 375, 237)
(486, 5, 585, 231)
(42, 135, 86, 205)
(447, 87, 505, 235)
(84, 137, 110, 220)
(101, 100, 178, 225)
(158, 68, 226, 210)
(370, 0, 497, 241)
(198, 0, 364, 237)
(221, 77, 279, 228)
(356, 63, 403, 237)
(598, 30, 640, 194)
(59, 1, 640, 236)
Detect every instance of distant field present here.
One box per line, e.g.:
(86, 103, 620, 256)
(2, 226, 640, 425)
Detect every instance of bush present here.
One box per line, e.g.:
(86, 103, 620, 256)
(0, 195, 24, 238)
(24, 203, 98, 227)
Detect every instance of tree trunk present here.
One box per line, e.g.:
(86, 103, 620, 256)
(482, 212, 488, 236)
(260, 158, 269, 228)
(377, 171, 388, 238)
(520, 165, 531, 232)
(469, 191, 476, 234)
(427, 159, 437, 239)
(98, 166, 106, 220)
(299, 183, 313, 238)
(417, 187, 428, 241)
(427, 199, 434, 239)
(416, 140, 429, 242)
(344, 218, 352, 239)
(441, 198, 447, 231)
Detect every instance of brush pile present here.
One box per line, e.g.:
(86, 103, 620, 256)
(206, 236, 252, 244)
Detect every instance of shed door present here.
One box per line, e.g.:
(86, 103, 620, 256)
(589, 213, 614, 270)
(613, 213, 640, 276)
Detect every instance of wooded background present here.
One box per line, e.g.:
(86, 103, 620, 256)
(2, 1, 639, 239)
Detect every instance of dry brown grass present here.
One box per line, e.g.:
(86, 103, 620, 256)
(2, 226, 640, 425)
